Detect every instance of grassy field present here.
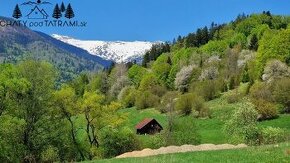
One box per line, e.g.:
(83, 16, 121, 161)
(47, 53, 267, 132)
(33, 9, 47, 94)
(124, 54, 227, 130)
(120, 95, 290, 146)
(83, 85, 290, 162)
(87, 142, 290, 163)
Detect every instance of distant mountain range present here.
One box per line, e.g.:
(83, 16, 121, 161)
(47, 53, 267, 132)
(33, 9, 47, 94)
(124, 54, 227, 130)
(52, 34, 155, 63)
(0, 16, 112, 81)
(0, 15, 156, 82)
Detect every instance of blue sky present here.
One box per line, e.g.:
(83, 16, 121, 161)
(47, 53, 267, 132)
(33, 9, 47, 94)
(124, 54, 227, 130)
(0, 0, 289, 41)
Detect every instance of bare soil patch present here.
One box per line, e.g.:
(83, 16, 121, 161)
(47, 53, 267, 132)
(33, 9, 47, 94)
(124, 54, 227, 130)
(116, 144, 247, 158)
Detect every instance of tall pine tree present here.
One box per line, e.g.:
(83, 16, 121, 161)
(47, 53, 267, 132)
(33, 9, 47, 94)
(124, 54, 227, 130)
(249, 34, 258, 51)
(65, 3, 75, 19)
(60, 2, 66, 13)
(52, 4, 62, 19)
(12, 4, 22, 19)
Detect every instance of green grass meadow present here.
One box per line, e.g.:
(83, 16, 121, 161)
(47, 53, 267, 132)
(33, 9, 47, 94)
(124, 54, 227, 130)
(83, 86, 290, 163)
(86, 142, 290, 163)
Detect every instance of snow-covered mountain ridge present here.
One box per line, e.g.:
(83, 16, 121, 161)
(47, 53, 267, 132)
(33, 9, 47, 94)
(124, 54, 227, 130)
(52, 34, 155, 63)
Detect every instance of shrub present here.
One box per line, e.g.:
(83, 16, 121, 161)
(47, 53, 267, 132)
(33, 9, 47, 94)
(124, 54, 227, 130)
(150, 85, 167, 97)
(100, 127, 140, 158)
(135, 91, 159, 109)
(175, 93, 193, 115)
(250, 82, 272, 101)
(118, 86, 137, 108)
(261, 127, 286, 145)
(158, 91, 178, 113)
(224, 103, 260, 145)
(170, 118, 201, 145)
(252, 99, 278, 120)
(41, 146, 59, 163)
(192, 80, 221, 101)
(241, 65, 250, 83)
(273, 78, 290, 113)
(262, 60, 290, 82)
(198, 106, 211, 118)
(175, 93, 209, 117)
(141, 133, 166, 149)
(227, 93, 242, 104)
(228, 75, 241, 90)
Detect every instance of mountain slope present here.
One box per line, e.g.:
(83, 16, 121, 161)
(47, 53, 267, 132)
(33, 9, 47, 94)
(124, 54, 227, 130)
(0, 16, 112, 81)
(52, 34, 154, 63)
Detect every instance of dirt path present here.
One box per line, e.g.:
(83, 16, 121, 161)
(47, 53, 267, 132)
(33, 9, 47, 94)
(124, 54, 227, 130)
(116, 144, 247, 158)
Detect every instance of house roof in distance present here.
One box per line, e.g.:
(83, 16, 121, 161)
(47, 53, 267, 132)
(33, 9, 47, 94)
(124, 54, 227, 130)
(135, 118, 161, 129)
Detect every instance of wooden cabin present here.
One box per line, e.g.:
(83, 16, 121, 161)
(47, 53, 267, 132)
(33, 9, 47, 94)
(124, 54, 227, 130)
(135, 118, 163, 135)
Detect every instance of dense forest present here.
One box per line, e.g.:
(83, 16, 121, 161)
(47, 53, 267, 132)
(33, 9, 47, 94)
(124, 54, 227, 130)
(0, 12, 290, 162)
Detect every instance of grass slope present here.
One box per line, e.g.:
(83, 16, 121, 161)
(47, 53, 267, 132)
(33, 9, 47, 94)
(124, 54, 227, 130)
(89, 142, 290, 163)
(84, 84, 290, 162)
(120, 94, 290, 145)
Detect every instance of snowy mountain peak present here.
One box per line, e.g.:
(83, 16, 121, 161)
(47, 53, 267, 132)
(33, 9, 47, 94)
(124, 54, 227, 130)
(52, 34, 155, 63)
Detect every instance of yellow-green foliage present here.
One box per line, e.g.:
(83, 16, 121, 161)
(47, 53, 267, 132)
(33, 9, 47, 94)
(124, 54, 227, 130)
(128, 65, 147, 86)
(257, 29, 290, 73)
(172, 47, 197, 65)
(201, 40, 228, 56)
(152, 54, 171, 85)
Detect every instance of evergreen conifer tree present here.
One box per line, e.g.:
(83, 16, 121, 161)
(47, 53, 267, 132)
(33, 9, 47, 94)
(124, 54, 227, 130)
(52, 4, 62, 19)
(65, 3, 75, 19)
(60, 2, 66, 12)
(249, 34, 258, 51)
(12, 4, 22, 19)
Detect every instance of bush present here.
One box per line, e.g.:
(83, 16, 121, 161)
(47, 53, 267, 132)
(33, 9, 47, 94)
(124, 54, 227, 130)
(192, 80, 221, 101)
(118, 86, 137, 108)
(175, 93, 193, 115)
(175, 93, 209, 117)
(162, 117, 201, 146)
(224, 103, 260, 145)
(252, 99, 278, 120)
(150, 85, 167, 97)
(140, 133, 166, 149)
(262, 60, 290, 82)
(100, 127, 140, 158)
(41, 146, 59, 163)
(135, 91, 159, 109)
(170, 118, 201, 145)
(261, 127, 286, 145)
(273, 78, 290, 113)
(250, 82, 272, 101)
(158, 91, 178, 113)
(227, 93, 242, 104)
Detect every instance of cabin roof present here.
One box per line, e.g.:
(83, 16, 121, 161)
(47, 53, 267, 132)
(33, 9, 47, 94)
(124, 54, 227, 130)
(135, 118, 159, 129)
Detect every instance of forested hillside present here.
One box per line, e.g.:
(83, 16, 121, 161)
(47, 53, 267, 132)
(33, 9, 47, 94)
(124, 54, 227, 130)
(0, 12, 289, 162)
(0, 17, 111, 82)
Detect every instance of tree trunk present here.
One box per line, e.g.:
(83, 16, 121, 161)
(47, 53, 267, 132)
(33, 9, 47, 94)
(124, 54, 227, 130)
(67, 116, 85, 161)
